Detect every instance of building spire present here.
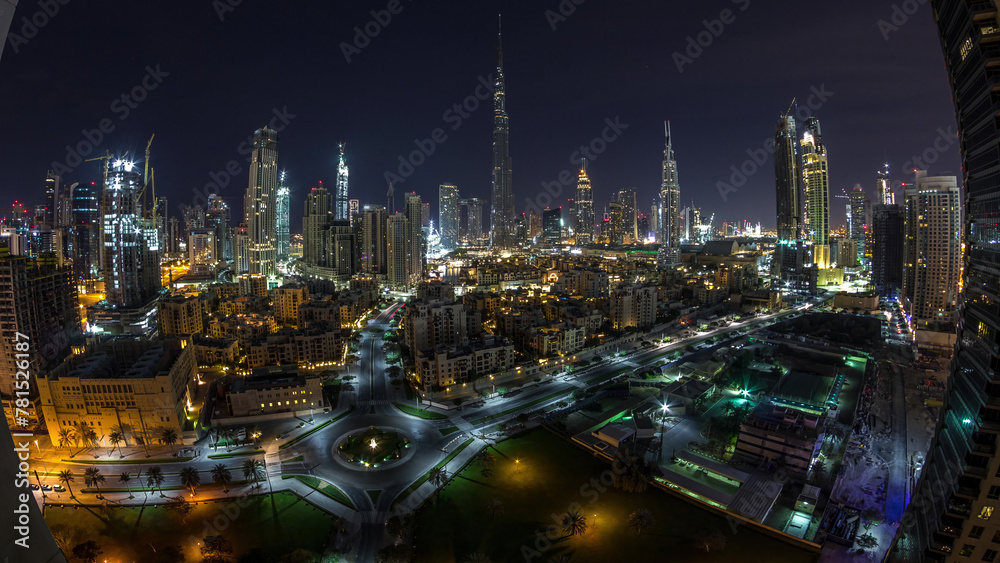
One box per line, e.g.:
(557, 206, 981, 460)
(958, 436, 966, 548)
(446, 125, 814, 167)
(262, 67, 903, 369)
(497, 13, 503, 69)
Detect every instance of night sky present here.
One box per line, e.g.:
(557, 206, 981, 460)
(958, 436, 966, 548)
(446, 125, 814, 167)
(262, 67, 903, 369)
(0, 1, 961, 232)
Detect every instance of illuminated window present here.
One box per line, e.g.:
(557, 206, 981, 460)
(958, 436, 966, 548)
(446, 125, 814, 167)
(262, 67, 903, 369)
(962, 37, 974, 60)
(981, 506, 995, 520)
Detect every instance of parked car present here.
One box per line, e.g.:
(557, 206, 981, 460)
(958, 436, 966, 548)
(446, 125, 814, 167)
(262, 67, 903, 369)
(53, 485, 65, 492)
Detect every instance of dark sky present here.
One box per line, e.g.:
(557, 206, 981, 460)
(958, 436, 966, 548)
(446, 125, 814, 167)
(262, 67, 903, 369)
(0, 0, 961, 232)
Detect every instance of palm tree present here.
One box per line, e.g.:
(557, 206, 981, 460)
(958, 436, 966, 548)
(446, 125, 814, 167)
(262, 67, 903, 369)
(145, 466, 165, 497)
(83, 467, 105, 498)
(220, 427, 233, 452)
(486, 497, 504, 519)
(57, 470, 75, 498)
(110, 423, 130, 448)
(627, 509, 654, 536)
(160, 427, 179, 452)
(561, 510, 587, 537)
(180, 467, 201, 495)
(429, 467, 448, 488)
(242, 458, 265, 487)
(57, 428, 75, 449)
(118, 472, 134, 499)
(248, 425, 261, 445)
(107, 430, 124, 457)
(74, 423, 97, 455)
(211, 463, 232, 493)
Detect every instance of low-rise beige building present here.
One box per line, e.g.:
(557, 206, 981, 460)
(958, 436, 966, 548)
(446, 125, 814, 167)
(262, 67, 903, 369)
(223, 369, 324, 417)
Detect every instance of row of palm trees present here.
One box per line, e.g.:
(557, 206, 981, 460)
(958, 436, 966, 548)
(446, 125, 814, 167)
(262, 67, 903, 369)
(208, 425, 263, 452)
(54, 458, 268, 499)
(56, 423, 182, 457)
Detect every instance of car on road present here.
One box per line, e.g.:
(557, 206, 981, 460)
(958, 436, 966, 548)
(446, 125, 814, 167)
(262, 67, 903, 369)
(53, 485, 65, 492)
(29, 484, 38, 490)
(41, 484, 52, 491)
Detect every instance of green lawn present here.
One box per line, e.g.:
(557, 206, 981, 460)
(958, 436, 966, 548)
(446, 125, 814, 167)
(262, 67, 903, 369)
(439, 426, 460, 436)
(282, 475, 355, 509)
(393, 438, 476, 508)
(44, 492, 333, 562)
(412, 430, 818, 563)
(338, 427, 409, 466)
(394, 402, 448, 419)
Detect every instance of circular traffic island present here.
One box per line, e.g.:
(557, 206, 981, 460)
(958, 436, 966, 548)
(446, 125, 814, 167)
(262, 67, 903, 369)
(337, 426, 411, 468)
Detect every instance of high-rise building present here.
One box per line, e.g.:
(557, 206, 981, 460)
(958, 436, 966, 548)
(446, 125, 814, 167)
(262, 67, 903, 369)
(849, 184, 868, 266)
(362, 205, 388, 276)
(101, 159, 161, 308)
(891, 5, 999, 559)
(617, 187, 638, 244)
(609, 202, 624, 245)
(0, 245, 80, 428)
(233, 222, 250, 274)
(877, 163, 895, 205)
(206, 194, 233, 262)
(461, 198, 484, 244)
(245, 127, 279, 279)
(543, 207, 562, 244)
(386, 212, 408, 288)
(649, 202, 659, 241)
(45, 171, 72, 228)
(439, 184, 460, 250)
(575, 162, 594, 245)
(303, 184, 332, 267)
(871, 203, 904, 296)
(349, 199, 360, 225)
(70, 182, 100, 290)
(658, 122, 681, 269)
(335, 143, 350, 222)
(902, 170, 962, 328)
(801, 117, 830, 268)
(188, 228, 217, 275)
(405, 193, 424, 286)
(276, 172, 291, 262)
(490, 22, 515, 250)
(774, 111, 802, 241)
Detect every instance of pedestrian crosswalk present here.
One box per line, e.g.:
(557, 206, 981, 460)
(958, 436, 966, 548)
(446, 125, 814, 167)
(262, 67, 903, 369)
(360, 510, 389, 524)
(357, 400, 391, 406)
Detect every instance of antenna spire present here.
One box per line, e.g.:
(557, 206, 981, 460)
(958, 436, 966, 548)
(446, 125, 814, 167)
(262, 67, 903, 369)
(497, 13, 503, 68)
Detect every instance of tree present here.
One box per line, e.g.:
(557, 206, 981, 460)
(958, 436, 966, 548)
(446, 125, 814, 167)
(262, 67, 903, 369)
(75, 423, 97, 455)
(428, 467, 447, 488)
(118, 472, 134, 499)
(220, 428, 234, 452)
(486, 497, 504, 519)
(201, 535, 234, 563)
(242, 458, 265, 487)
(856, 533, 878, 551)
(374, 544, 407, 563)
(152, 545, 185, 563)
(627, 508, 654, 536)
(57, 469, 75, 498)
(160, 427, 179, 452)
(385, 515, 407, 540)
(561, 510, 587, 537)
(146, 466, 166, 497)
(71, 540, 103, 563)
(167, 497, 194, 524)
(107, 430, 124, 457)
(180, 466, 201, 495)
(694, 529, 727, 553)
(861, 508, 883, 530)
(83, 467, 105, 498)
(212, 463, 233, 493)
(279, 549, 320, 563)
(477, 450, 497, 479)
(611, 446, 657, 493)
(48, 523, 79, 554)
(58, 427, 76, 449)
(249, 425, 262, 445)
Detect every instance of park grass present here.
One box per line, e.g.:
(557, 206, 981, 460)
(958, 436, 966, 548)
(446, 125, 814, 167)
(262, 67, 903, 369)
(366, 489, 382, 504)
(412, 429, 818, 563)
(282, 455, 304, 464)
(43, 492, 331, 562)
(338, 427, 408, 465)
(61, 457, 193, 465)
(393, 402, 448, 420)
(282, 475, 355, 509)
(392, 438, 476, 508)
(208, 449, 264, 459)
(279, 407, 354, 450)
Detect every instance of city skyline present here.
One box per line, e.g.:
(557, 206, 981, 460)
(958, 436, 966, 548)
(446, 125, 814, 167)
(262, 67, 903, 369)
(0, 3, 961, 233)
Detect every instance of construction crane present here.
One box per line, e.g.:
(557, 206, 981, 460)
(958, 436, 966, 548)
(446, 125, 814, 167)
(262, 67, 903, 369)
(138, 134, 155, 212)
(781, 98, 797, 119)
(85, 150, 114, 213)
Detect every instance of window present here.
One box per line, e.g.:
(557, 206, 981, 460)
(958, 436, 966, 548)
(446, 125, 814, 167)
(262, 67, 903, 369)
(984, 549, 998, 562)
(983, 506, 995, 520)
(972, 526, 986, 539)
(989, 486, 1000, 500)
(963, 544, 978, 556)
(992, 530, 1000, 544)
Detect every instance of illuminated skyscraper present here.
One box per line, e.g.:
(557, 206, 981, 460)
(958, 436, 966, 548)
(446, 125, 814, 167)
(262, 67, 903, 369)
(658, 121, 681, 269)
(207, 194, 232, 262)
(774, 111, 802, 241)
(575, 162, 594, 245)
(542, 207, 561, 244)
(386, 212, 408, 288)
(801, 117, 830, 268)
(490, 19, 515, 249)
(617, 187, 638, 244)
(439, 183, 460, 250)
(405, 193, 424, 285)
(244, 127, 278, 278)
(460, 198, 483, 244)
(362, 205, 387, 276)
(335, 143, 349, 222)
(849, 184, 868, 265)
(276, 172, 291, 262)
(349, 199, 360, 225)
(609, 202, 624, 244)
(303, 184, 332, 267)
(101, 159, 161, 308)
(70, 182, 100, 289)
(902, 171, 961, 328)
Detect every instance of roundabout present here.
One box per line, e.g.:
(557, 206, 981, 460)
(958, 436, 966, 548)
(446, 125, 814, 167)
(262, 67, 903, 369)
(335, 426, 412, 469)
